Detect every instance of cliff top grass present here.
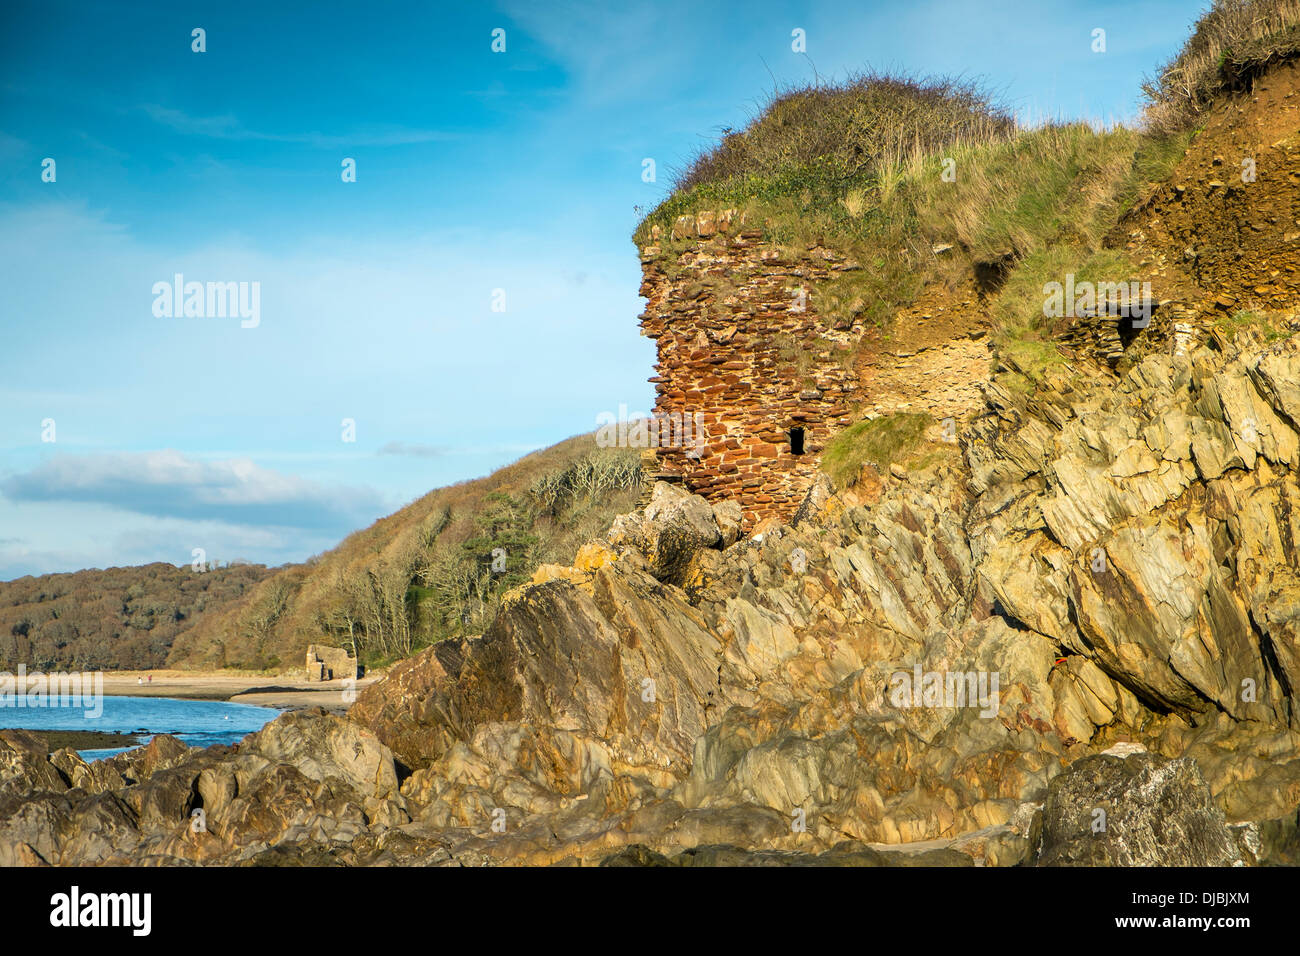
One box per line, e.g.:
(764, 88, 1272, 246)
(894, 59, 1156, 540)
(1143, 0, 1300, 133)
(632, 0, 1300, 388)
(639, 0, 1300, 242)
(634, 72, 1016, 247)
(634, 71, 1187, 381)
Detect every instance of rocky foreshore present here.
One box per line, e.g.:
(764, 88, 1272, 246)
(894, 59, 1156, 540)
(0, 728, 141, 754)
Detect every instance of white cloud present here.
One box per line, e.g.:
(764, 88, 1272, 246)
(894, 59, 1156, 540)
(1, 450, 389, 531)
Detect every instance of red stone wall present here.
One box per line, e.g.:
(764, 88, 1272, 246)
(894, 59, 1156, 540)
(637, 213, 867, 529)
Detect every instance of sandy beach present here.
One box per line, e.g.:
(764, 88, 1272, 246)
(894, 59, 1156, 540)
(93, 670, 383, 712)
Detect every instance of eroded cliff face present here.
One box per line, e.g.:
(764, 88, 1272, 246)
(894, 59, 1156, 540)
(2, 329, 1299, 866)
(1118, 59, 1300, 318)
(339, 328, 1300, 864)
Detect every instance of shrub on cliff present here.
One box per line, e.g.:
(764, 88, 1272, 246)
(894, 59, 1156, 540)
(674, 71, 1014, 194)
(1143, 0, 1300, 133)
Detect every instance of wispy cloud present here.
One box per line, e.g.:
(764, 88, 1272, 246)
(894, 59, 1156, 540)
(377, 441, 447, 458)
(0, 450, 389, 531)
(140, 104, 461, 148)
(501, 0, 686, 105)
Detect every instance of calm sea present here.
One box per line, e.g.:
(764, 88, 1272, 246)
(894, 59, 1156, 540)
(0, 695, 279, 760)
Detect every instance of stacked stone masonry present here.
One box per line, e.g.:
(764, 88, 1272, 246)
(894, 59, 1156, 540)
(638, 211, 868, 529)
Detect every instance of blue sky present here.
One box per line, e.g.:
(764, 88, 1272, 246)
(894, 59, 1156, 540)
(0, 0, 1206, 578)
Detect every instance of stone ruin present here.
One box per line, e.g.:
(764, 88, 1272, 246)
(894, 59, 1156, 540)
(304, 643, 357, 682)
(637, 211, 867, 530)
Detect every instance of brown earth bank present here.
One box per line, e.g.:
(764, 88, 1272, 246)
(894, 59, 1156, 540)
(1118, 58, 1300, 317)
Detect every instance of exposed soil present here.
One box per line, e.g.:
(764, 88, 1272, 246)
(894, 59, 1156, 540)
(853, 280, 995, 440)
(1115, 58, 1300, 317)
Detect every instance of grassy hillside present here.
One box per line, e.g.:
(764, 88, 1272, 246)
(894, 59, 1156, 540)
(166, 435, 641, 672)
(0, 562, 271, 671)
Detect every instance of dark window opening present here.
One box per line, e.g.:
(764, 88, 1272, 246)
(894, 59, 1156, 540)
(789, 427, 805, 456)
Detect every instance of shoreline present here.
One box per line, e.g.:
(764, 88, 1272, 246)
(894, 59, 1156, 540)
(19, 670, 383, 713)
(0, 727, 142, 752)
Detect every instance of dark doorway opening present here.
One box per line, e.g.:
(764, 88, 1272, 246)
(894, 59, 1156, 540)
(1117, 315, 1143, 350)
(789, 427, 805, 455)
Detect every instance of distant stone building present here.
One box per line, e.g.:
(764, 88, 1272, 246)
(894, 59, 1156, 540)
(637, 210, 866, 529)
(305, 643, 357, 682)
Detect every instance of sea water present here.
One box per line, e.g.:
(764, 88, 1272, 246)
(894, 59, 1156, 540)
(0, 695, 279, 761)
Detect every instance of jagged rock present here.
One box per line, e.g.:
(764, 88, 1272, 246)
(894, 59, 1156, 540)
(105, 733, 193, 784)
(974, 342, 1300, 731)
(349, 639, 463, 772)
(791, 472, 836, 527)
(245, 709, 401, 804)
(600, 841, 974, 867)
(7, 331, 1300, 867)
(58, 791, 141, 864)
(49, 747, 127, 794)
(608, 481, 722, 584)
(1252, 809, 1300, 865)
(0, 732, 68, 795)
(0, 791, 77, 865)
(712, 500, 743, 547)
(126, 762, 202, 831)
(600, 844, 674, 866)
(0, 711, 416, 864)
(1030, 752, 1242, 866)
